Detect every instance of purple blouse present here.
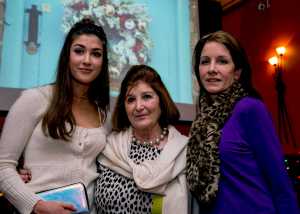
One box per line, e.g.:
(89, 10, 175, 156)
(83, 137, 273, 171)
(201, 97, 299, 214)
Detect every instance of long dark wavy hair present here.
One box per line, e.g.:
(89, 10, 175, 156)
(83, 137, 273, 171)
(193, 31, 261, 99)
(112, 64, 180, 131)
(42, 18, 110, 140)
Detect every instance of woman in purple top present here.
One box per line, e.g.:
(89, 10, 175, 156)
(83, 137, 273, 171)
(187, 31, 299, 214)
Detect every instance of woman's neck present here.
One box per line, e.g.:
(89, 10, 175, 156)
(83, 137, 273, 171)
(72, 80, 90, 98)
(132, 125, 162, 141)
(72, 82, 89, 102)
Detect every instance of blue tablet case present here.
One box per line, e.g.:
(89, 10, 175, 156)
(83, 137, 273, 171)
(37, 182, 89, 214)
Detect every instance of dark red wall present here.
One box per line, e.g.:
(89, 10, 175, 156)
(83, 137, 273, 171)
(222, 0, 300, 154)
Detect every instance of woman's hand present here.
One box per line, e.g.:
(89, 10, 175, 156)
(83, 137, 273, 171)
(18, 169, 77, 213)
(33, 200, 76, 214)
(18, 168, 31, 183)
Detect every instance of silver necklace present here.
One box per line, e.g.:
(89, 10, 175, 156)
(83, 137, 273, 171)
(131, 127, 168, 147)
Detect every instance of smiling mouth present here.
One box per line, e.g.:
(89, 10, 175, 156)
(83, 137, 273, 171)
(134, 114, 147, 119)
(79, 68, 93, 73)
(206, 78, 220, 82)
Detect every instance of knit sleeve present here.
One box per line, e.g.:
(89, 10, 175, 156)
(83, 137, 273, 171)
(239, 98, 299, 214)
(0, 87, 49, 214)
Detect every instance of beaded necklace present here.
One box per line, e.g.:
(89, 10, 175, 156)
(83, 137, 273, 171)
(131, 127, 168, 147)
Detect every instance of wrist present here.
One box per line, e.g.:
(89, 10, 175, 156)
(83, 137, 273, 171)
(32, 200, 45, 213)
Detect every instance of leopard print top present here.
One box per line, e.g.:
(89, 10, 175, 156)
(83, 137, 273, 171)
(94, 141, 161, 214)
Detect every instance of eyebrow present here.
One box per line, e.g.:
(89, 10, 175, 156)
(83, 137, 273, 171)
(72, 44, 103, 51)
(126, 91, 156, 97)
(143, 91, 156, 94)
(200, 55, 229, 58)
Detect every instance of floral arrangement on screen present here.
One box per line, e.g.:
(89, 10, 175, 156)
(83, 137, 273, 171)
(61, 0, 153, 80)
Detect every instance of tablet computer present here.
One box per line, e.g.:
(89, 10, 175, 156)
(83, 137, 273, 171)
(37, 182, 89, 214)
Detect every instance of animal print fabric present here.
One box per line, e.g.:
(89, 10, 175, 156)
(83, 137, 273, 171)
(186, 82, 247, 206)
(94, 141, 162, 214)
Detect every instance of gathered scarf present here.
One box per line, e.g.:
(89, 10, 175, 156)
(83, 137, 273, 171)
(186, 82, 248, 206)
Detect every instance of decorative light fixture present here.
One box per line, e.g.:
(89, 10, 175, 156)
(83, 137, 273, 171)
(276, 46, 286, 56)
(257, 0, 270, 11)
(268, 56, 278, 67)
(268, 46, 297, 147)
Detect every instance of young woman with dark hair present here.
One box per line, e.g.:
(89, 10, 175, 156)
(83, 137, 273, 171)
(0, 18, 110, 214)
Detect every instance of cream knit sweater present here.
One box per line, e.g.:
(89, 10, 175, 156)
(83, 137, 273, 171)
(0, 85, 108, 214)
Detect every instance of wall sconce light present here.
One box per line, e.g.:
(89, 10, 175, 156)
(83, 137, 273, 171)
(268, 56, 278, 67)
(268, 46, 297, 147)
(257, 0, 271, 11)
(276, 46, 286, 56)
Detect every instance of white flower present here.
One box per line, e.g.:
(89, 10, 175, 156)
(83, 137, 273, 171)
(89, 0, 98, 7)
(81, 9, 92, 16)
(105, 4, 115, 16)
(109, 65, 120, 78)
(112, 42, 125, 55)
(139, 52, 145, 59)
(138, 20, 146, 31)
(124, 19, 135, 30)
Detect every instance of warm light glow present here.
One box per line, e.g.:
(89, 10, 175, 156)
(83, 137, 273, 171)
(276, 46, 286, 56)
(268, 56, 278, 66)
